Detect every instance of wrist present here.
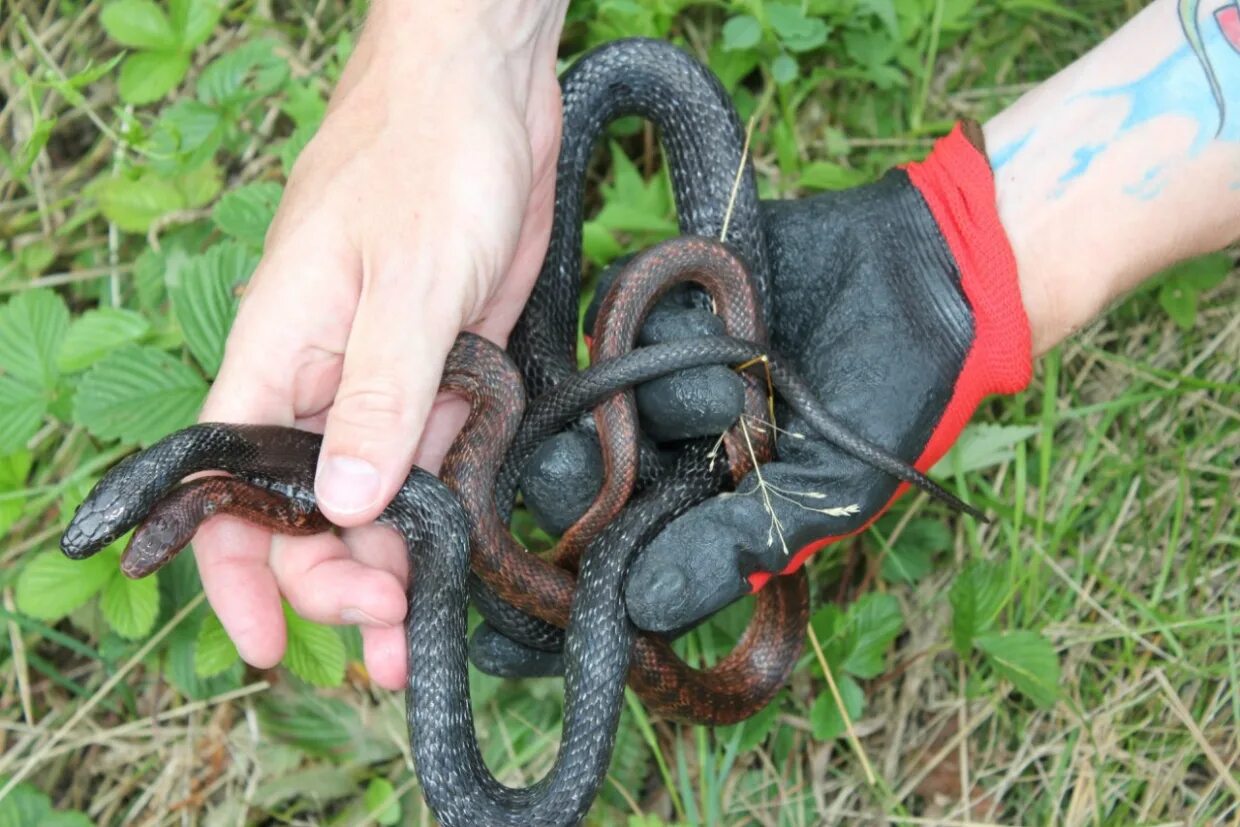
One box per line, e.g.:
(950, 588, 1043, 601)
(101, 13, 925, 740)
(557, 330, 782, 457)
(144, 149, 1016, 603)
(335, 1, 566, 109)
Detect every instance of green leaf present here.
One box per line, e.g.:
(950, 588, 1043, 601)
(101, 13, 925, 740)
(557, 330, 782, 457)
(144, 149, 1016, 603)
(975, 630, 1060, 709)
(767, 3, 830, 52)
(281, 80, 326, 129)
(1159, 251, 1231, 291)
(842, 593, 903, 679)
(175, 161, 222, 208)
(195, 609, 240, 677)
(212, 182, 283, 247)
(16, 548, 115, 620)
(58, 308, 151, 373)
(722, 15, 762, 51)
(0, 374, 46, 456)
(881, 518, 951, 584)
(1158, 281, 1198, 330)
(771, 53, 798, 85)
(73, 345, 207, 445)
(282, 603, 346, 687)
(197, 39, 289, 107)
(799, 161, 869, 191)
(949, 560, 1009, 655)
(100, 0, 178, 50)
(169, 0, 224, 48)
(721, 692, 783, 752)
(935, 423, 1039, 475)
(809, 673, 864, 740)
(95, 172, 184, 232)
(119, 50, 190, 105)
(149, 100, 223, 171)
(0, 780, 53, 827)
(168, 242, 255, 376)
(593, 143, 676, 236)
(361, 778, 401, 826)
(101, 570, 160, 639)
(0, 288, 70, 387)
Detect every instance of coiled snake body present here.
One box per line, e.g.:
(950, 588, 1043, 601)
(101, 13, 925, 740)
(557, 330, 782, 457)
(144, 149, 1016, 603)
(60, 40, 981, 826)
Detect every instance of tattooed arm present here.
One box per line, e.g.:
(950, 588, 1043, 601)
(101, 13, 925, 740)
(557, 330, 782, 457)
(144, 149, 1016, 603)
(987, 0, 1240, 353)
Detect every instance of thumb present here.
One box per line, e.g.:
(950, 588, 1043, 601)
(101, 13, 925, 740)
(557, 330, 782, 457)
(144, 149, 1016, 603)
(316, 256, 465, 525)
(625, 446, 883, 633)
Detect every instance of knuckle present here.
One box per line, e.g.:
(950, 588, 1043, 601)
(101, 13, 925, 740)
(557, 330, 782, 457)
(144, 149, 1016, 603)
(332, 376, 411, 434)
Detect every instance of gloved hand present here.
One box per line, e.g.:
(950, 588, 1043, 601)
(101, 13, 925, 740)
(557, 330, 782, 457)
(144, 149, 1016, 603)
(521, 121, 1033, 631)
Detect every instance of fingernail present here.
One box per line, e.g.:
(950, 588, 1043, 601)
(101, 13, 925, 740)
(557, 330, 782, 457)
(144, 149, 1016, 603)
(342, 607, 393, 627)
(317, 454, 380, 515)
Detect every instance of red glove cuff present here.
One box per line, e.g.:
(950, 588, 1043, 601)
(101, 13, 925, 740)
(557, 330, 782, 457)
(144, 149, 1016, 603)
(750, 122, 1032, 590)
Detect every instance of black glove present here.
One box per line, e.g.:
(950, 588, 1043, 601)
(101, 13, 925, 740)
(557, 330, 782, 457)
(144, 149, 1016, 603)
(523, 123, 1034, 632)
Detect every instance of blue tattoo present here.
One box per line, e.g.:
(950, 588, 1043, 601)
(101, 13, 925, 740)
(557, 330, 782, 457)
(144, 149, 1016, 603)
(990, 130, 1033, 170)
(1124, 165, 1168, 200)
(1057, 144, 1106, 184)
(1057, 5, 1239, 199)
(1092, 19, 1240, 156)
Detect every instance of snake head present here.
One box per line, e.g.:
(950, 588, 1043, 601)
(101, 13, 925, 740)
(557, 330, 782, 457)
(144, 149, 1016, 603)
(61, 452, 157, 559)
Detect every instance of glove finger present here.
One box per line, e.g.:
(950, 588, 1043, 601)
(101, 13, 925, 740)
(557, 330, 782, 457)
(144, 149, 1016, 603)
(468, 621, 565, 678)
(519, 428, 604, 537)
(626, 435, 888, 633)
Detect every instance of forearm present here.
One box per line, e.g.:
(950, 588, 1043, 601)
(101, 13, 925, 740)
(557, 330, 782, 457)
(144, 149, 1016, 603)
(986, 0, 1240, 354)
(334, 0, 568, 106)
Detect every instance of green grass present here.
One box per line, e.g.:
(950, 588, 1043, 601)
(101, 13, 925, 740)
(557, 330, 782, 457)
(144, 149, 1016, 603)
(1, 0, 1237, 824)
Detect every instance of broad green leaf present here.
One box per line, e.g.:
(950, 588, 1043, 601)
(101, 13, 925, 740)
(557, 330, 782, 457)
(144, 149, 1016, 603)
(0, 781, 53, 827)
(362, 778, 401, 826)
(771, 53, 798, 85)
(936, 423, 1039, 475)
(195, 610, 240, 677)
(176, 161, 222, 208)
(881, 518, 951, 584)
(722, 15, 762, 50)
(799, 161, 869, 191)
(282, 80, 326, 129)
(100, 0, 178, 50)
(197, 39, 289, 107)
(975, 630, 1060, 709)
(101, 570, 160, 639)
(283, 603, 346, 687)
(95, 173, 184, 233)
(119, 50, 190, 105)
(0, 451, 32, 535)
(0, 288, 70, 387)
(168, 242, 255, 376)
(18, 241, 55, 276)
(58, 308, 151, 373)
(859, 0, 900, 38)
(1158, 281, 1198, 330)
(170, 0, 224, 48)
(809, 673, 864, 740)
(16, 547, 115, 620)
(212, 182, 283, 247)
(277, 122, 317, 176)
(842, 593, 903, 679)
(582, 222, 623, 266)
(165, 611, 245, 699)
(73, 345, 207, 445)
(0, 375, 46, 455)
(948, 560, 1009, 655)
(1160, 251, 1231, 291)
(720, 691, 783, 752)
(149, 100, 223, 171)
(767, 3, 830, 52)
